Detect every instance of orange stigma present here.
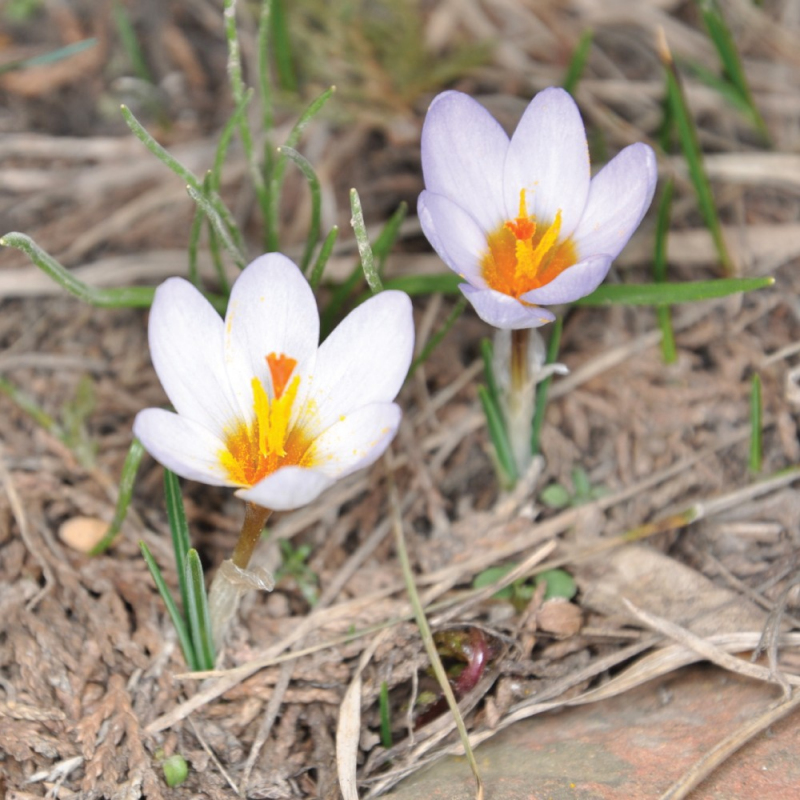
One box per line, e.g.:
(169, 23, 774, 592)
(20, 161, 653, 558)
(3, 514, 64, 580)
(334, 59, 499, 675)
(480, 189, 577, 298)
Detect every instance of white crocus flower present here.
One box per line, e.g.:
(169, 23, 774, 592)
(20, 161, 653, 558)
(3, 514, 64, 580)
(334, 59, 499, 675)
(133, 253, 414, 511)
(418, 87, 658, 330)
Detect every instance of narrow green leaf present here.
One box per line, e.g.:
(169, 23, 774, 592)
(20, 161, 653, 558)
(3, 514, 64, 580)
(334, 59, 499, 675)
(0, 232, 155, 308)
(278, 146, 322, 273)
(381, 273, 461, 296)
(140, 541, 197, 670)
(257, 0, 275, 134)
(372, 202, 407, 273)
(163, 470, 191, 615)
(0, 376, 60, 434)
(659, 33, 734, 275)
(379, 682, 393, 749)
(577, 276, 773, 306)
(211, 89, 254, 192)
(112, 1, 153, 83)
(697, 0, 770, 143)
(478, 385, 518, 488)
(408, 297, 468, 378)
(185, 549, 215, 670)
(562, 29, 593, 96)
(349, 188, 382, 294)
(271, 0, 296, 92)
(749, 373, 762, 474)
(654, 179, 677, 364)
(531, 315, 563, 455)
(186, 186, 246, 271)
(480, 339, 501, 409)
(89, 439, 145, 555)
(0, 38, 97, 76)
(309, 226, 338, 290)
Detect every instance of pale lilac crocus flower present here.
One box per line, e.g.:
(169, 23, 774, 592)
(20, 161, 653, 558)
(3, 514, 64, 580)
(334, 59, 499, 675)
(418, 87, 657, 330)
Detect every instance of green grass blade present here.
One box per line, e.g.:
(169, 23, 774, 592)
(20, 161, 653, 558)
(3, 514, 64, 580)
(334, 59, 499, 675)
(531, 316, 563, 456)
(578, 276, 773, 306)
(0, 376, 60, 434)
(562, 29, 593, 96)
(140, 541, 198, 671)
(258, 0, 275, 134)
(267, 87, 336, 252)
(381, 273, 461, 296)
(89, 439, 145, 555)
(211, 88, 254, 192)
(658, 32, 734, 276)
(697, 0, 770, 143)
(408, 297, 467, 379)
(478, 385, 518, 488)
(0, 232, 155, 308)
(185, 549, 215, 670)
(112, 0, 153, 84)
(480, 338, 501, 409)
(349, 188, 383, 294)
(309, 226, 338, 290)
(379, 681, 393, 749)
(270, 0, 297, 92)
(164, 469, 192, 616)
(278, 146, 321, 273)
(0, 38, 97, 76)
(654, 179, 677, 364)
(187, 202, 204, 289)
(749, 373, 762, 474)
(372, 202, 407, 274)
(186, 186, 246, 271)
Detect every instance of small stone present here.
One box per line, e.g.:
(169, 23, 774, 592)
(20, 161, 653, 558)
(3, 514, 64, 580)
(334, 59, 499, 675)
(59, 517, 108, 553)
(536, 598, 583, 637)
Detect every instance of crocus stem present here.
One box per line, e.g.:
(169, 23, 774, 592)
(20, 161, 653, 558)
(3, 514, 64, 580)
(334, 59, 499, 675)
(501, 328, 541, 476)
(231, 502, 272, 569)
(208, 502, 273, 651)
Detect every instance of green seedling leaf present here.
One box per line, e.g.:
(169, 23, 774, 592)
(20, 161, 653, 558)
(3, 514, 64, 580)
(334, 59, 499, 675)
(90, 439, 145, 555)
(278, 146, 322, 273)
(531, 316, 563, 455)
(654, 179, 678, 364)
(162, 754, 189, 787)
(562, 29, 593, 96)
(535, 569, 577, 601)
(0, 376, 60, 435)
(185, 549, 215, 671)
(540, 483, 571, 509)
(0, 233, 155, 308)
(480, 338, 501, 409)
(379, 681, 393, 749)
(349, 188, 383, 294)
(578, 276, 773, 306)
(472, 565, 515, 600)
(309, 226, 339, 290)
(164, 470, 191, 615)
(186, 185, 246, 271)
(697, 0, 770, 143)
(749, 372, 763, 474)
(140, 541, 197, 670)
(270, 0, 296, 91)
(258, 0, 275, 133)
(478, 385, 518, 489)
(0, 37, 96, 74)
(658, 31, 734, 276)
(112, 1, 153, 84)
(408, 297, 467, 379)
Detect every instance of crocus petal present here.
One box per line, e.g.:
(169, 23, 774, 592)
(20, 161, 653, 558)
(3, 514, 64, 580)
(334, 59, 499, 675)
(298, 291, 414, 437)
(460, 284, 556, 330)
(504, 87, 590, 237)
(148, 277, 240, 436)
(305, 403, 401, 478)
(572, 142, 658, 261)
(519, 254, 612, 305)
(133, 408, 234, 486)
(418, 191, 488, 289)
(224, 253, 320, 422)
(421, 91, 508, 233)
(237, 466, 335, 511)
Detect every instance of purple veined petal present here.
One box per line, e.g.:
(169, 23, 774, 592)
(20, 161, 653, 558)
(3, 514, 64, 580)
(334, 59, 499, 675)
(147, 277, 240, 437)
(296, 291, 414, 439)
(418, 191, 489, 289)
(304, 403, 401, 479)
(572, 143, 658, 261)
(133, 408, 235, 487)
(421, 91, 509, 233)
(504, 87, 590, 238)
(224, 253, 320, 426)
(460, 283, 556, 330)
(519, 254, 613, 305)
(237, 466, 335, 511)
